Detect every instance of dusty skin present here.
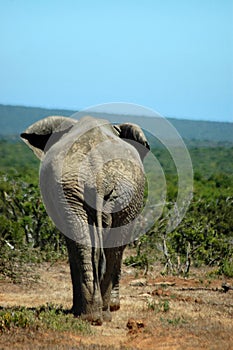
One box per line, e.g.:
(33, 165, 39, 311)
(0, 250, 232, 350)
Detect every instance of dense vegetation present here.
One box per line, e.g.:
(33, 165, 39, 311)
(0, 137, 232, 283)
(0, 139, 67, 282)
(126, 143, 233, 277)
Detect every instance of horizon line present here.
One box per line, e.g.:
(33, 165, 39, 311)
(0, 102, 232, 124)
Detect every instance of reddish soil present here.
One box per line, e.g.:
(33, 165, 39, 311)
(0, 257, 232, 350)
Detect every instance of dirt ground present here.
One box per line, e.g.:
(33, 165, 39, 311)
(0, 255, 233, 350)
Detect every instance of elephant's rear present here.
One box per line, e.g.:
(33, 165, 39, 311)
(39, 118, 146, 248)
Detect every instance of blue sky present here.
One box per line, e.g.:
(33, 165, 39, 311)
(0, 0, 232, 122)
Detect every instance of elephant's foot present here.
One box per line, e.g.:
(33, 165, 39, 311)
(109, 282, 121, 311)
(74, 309, 112, 324)
(102, 309, 112, 322)
(110, 297, 120, 312)
(72, 305, 103, 326)
(79, 312, 103, 326)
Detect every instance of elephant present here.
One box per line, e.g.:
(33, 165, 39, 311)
(20, 115, 150, 325)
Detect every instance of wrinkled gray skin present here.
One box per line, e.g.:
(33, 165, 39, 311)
(21, 115, 149, 325)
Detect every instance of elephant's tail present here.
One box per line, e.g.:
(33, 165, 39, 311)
(96, 198, 106, 281)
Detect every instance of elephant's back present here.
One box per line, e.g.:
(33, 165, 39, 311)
(40, 119, 145, 202)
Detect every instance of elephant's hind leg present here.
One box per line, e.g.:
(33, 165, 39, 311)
(101, 246, 125, 319)
(109, 247, 124, 311)
(65, 237, 103, 325)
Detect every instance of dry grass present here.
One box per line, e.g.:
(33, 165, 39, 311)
(0, 256, 232, 350)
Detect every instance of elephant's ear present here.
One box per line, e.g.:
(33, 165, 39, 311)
(20, 116, 77, 159)
(114, 123, 150, 159)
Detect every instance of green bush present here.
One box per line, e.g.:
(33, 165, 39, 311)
(125, 172, 233, 276)
(218, 259, 233, 278)
(0, 304, 92, 334)
(0, 172, 67, 282)
(0, 173, 66, 250)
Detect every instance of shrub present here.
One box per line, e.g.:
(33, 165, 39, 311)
(0, 304, 92, 334)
